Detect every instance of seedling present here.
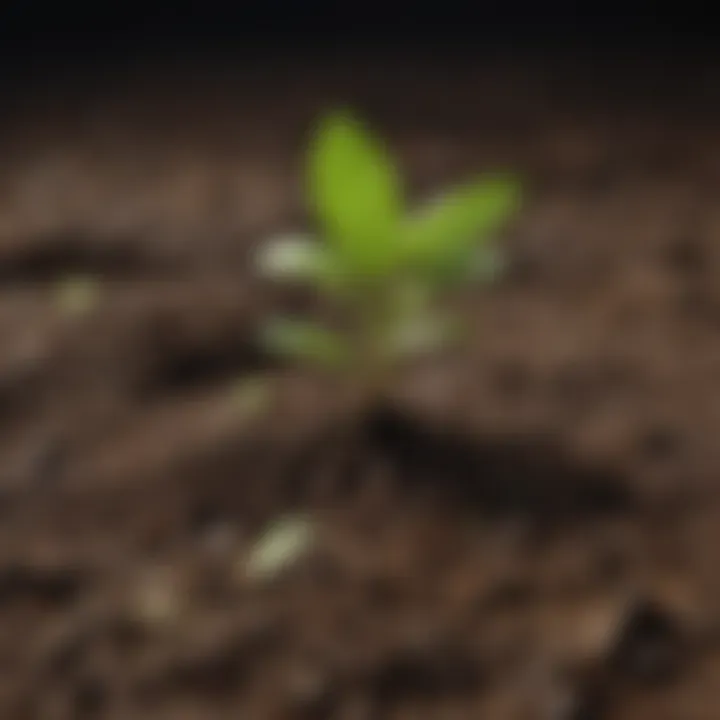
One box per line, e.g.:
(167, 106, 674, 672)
(257, 110, 520, 406)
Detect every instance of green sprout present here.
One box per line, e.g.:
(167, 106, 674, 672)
(256, 110, 521, 406)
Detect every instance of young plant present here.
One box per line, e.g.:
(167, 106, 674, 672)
(257, 110, 520, 407)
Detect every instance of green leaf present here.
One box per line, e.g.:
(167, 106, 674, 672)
(402, 175, 520, 282)
(255, 233, 346, 291)
(307, 110, 403, 275)
(260, 318, 349, 368)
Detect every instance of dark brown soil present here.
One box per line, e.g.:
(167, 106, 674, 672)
(3, 52, 720, 719)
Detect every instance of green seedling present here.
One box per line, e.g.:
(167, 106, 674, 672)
(257, 110, 520, 405)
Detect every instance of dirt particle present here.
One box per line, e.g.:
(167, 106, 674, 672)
(284, 662, 336, 717)
(0, 564, 84, 608)
(370, 643, 481, 705)
(662, 236, 705, 275)
(73, 674, 108, 717)
(37, 617, 94, 677)
(609, 600, 684, 685)
(638, 426, 681, 464)
(128, 566, 186, 628)
(495, 362, 534, 400)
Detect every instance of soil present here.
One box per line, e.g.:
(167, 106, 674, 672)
(3, 51, 720, 719)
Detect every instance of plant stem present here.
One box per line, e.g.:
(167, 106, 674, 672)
(348, 281, 395, 410)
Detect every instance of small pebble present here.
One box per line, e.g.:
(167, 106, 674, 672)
(242, 514, 317, 583)
(54, 275, 101, 317)
(609, 600, 683, 684)
(130, 566, 184, 627)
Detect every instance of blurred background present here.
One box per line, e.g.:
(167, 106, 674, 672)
(2, 4, 720, 719)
